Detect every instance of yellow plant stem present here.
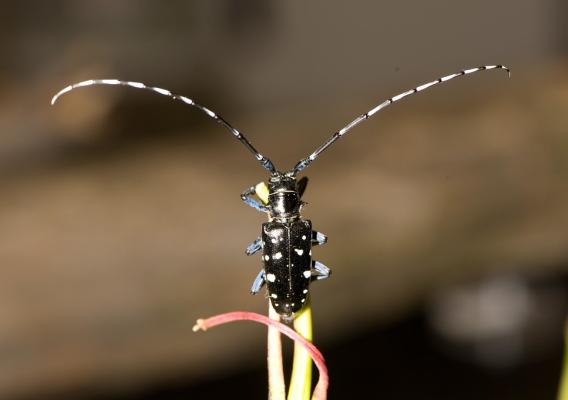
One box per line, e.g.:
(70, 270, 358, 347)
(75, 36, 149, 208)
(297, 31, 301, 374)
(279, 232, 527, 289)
(258, 182, 287, 400)
(559, 320, 568, 400)
(288, 297, 313, 400)
(255, 181, 315, 400)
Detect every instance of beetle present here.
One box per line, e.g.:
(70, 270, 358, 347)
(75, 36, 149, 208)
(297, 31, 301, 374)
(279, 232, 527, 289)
(51, 65, 509, 317)
(242, 174, 330, 317)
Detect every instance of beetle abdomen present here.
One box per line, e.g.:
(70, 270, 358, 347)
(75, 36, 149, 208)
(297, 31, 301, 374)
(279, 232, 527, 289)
(262, 219, 312, 315)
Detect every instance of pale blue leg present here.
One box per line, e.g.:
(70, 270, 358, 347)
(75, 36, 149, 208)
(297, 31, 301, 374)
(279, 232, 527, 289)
(241, 186, 269, 213)
(311, 260, 331, 281)
(245, 237, 262, 256)
(250, 270, 266, 294)
(311, 231, 327, 246)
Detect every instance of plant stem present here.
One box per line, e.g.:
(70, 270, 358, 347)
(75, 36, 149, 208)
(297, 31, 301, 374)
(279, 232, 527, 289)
(193, 311, 328, 399)
(288, 296, 313, 400)
(559, 320, 568, 400)
(252, 181, 322, 399)
(268, 302, 286, 400)
(255, 181, 288, 399)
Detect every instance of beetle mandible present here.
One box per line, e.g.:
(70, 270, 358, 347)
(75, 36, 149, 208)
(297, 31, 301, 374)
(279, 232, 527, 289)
(51, 65, 510, 317)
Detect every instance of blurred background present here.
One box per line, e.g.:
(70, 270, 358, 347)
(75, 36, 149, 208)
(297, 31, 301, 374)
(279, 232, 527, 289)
(1, 1, 568, 399)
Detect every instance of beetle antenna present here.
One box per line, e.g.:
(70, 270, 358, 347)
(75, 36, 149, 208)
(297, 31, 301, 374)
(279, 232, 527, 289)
(51, 79, 277, 174)
(290, 65, 510, 175)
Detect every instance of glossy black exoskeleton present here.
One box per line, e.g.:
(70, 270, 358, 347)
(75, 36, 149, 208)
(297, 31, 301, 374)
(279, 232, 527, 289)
(51, 65, 509, 318)
(243, 174, 329, 317)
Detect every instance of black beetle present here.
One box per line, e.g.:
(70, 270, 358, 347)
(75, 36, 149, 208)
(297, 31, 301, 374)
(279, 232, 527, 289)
(51, 65, 509, 318)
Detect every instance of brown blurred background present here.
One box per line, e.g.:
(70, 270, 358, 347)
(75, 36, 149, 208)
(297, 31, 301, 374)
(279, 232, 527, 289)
(1, 1, 568, 399)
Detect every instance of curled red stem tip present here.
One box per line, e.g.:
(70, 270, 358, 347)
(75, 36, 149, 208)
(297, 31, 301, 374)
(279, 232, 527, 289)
(194, 311, 328, 399)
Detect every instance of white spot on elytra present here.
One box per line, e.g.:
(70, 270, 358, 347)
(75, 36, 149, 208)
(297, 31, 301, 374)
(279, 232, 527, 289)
(266, 273, 276, 282)
(264, 255, 270, 261)
(271, 238, 277, 244)
(275, 303, 279, 307)
(279, 237, 284, 242)
(303, 271, 311, 279)
(271, 293, 278, 299)
(302, 235, 306, 240)
(291, 303, 295, 307)
(273, 252, 282, 260)
(303, 289, 308, 294)
(301, 298, 305, 303)
(294, 249, 304, 256)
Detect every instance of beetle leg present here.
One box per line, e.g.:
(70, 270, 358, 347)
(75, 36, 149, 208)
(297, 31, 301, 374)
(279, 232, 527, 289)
(245, 237, 262, 256)
(241, 185, 270, 213)
(311, 231, 328, 246)
(250, 269, 266, 294)
(311, 260, 331, 281)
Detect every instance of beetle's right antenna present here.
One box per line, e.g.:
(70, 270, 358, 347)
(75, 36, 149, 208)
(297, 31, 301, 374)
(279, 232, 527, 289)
(51, 79, 277, 174)
(290, 65, 510, 175)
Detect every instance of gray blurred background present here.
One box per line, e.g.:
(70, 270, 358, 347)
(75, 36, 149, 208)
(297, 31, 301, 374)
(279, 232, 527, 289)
(1, 1, 568, 399)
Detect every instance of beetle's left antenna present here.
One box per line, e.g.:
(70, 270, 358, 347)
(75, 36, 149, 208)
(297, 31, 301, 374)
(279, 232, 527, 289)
(289, 65, 510, 175)
(51, 79, 277, 174)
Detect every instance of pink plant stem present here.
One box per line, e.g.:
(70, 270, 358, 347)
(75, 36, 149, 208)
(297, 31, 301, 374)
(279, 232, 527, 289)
(194, 311, 329, 400)
(267, 304, 286, 399)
